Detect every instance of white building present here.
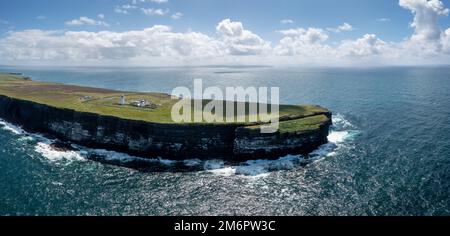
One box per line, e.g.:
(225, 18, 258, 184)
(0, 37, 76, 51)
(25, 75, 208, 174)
(132, 100, 148, 107)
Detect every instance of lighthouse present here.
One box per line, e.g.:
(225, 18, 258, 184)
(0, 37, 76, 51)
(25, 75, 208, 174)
(120, 95, 125, 105)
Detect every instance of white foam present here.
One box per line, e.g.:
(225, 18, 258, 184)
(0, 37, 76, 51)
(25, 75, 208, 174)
(328, 131, 350, 143)
(2, 113, 360, 178)
(0, 120, 86, 162)
(308, 143, 340, 163)
(327, 114, 360, 144)
(204, 160, 237, 176)
(34, 141, 86, 162)
(203, 159, 225, 170)
(72, 146, 180, 167)
(333, 113, 354, 129)
(0, 119, 25, 135)
(183, 159, 202, 167)
(235, 165, 267, 176)
(238, 156, 302, 176)
(208, 167, 236, 177)
(302, 114, 361, 162)
(51, 181, 64, 186)
(311, 143, 334, 155)
(204, 156, 303, 178)
(83, 148, 158, 164)
(203, 113, 361, 178)
(18, 136, 34, 142)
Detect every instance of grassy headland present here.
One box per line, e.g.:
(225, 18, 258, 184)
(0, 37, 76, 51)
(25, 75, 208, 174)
(0, 73, 330, 132)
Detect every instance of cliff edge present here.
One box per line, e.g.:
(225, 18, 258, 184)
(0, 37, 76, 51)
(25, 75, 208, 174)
(0, 73, 332, 160)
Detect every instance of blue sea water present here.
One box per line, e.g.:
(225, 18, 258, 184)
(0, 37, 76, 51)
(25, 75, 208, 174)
(0, 65, 449, 216)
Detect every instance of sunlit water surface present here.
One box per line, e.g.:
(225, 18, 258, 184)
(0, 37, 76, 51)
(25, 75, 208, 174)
(0, 66, 449, 215)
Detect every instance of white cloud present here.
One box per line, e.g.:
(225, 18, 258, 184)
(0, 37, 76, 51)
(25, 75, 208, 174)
(393, 0, 450, 63)
(115, 4, 138, 14)
(141, 8, 169, 16)
(338, 23, 353, 32)
(399, 0, 449, 40)
(36, 15, 47, 20)
(274, 28, 331, 59)
(327, 23, 353, 33)
(278, 28, 329, 43)
(98, 14, 105, 20)
(131, 0, 168, 4)
(338, 34, 388, 57)
(273, 0, 450, 64)
(280, 19, 294, 24)
(216, 19, 271, 55)
(171, 12, 183, 20)
(0, 26, 223, 65)
(114, 8, 128, 15)
(273, 31, 397, 65)
(2, 1, 450, 66)
(377, 18, 391, 22)
(441, 28, 450, 53)
(150, 0, 169, 3)
(65, 16, 109, 27)
(0, 19, 272, 65)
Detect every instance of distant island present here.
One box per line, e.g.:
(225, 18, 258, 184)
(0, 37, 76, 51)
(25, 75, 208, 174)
(0, 73, 332, 160)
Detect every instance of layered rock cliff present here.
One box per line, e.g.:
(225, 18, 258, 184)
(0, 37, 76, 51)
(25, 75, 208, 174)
(0, 95, 331, 160)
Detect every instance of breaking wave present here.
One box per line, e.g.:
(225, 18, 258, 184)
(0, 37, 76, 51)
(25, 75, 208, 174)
(0, 119, 25, 135)
(1, 114, 359, 177)
(205, 113, 361, 178)
(34, 141, 86, 162)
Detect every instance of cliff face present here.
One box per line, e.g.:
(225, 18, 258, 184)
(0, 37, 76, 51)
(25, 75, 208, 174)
(0, 95, 331, 160)
(234, 122, 331, 159)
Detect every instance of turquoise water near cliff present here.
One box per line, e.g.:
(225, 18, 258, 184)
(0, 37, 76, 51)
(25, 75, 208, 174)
(0, 66, 449, 215)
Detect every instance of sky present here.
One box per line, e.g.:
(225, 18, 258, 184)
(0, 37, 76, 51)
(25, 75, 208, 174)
(0, 0, 449, 66)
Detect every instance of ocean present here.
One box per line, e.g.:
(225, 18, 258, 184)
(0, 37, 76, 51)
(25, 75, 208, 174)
(0, 66, 449, 216)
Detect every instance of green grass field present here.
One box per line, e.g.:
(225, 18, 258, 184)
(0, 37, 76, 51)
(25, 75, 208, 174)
(0, 73, 330, 132)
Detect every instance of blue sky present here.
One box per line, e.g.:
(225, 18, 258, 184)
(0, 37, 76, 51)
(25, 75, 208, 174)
(0, 0, 450, 66)
(2, 0, 438, 41)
